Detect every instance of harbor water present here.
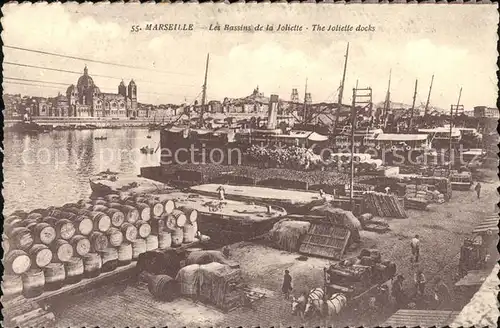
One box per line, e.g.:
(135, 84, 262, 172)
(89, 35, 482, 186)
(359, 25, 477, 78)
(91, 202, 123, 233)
(3, 129, 161, 214)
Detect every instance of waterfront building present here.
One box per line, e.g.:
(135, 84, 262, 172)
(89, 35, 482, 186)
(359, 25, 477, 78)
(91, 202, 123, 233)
(65, 66, 138, 118)
(474, 106, 499, 119)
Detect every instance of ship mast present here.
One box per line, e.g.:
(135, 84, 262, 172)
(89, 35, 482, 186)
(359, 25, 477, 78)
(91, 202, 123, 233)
(408, 79, 418, 132)
(333, 43, 349, 135)
(200, 53, 210, 128)
(383, 70, 391, 129)
(449, 87, 462, 174)
(303, 78, 308, 122)
(424, 74, 434, 118)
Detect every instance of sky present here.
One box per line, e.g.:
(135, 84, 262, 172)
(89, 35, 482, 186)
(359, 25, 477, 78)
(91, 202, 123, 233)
(1, 3, 498, 109)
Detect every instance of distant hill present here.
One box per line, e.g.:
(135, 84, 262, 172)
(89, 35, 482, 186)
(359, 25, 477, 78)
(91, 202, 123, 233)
(374, 101, 447, 113)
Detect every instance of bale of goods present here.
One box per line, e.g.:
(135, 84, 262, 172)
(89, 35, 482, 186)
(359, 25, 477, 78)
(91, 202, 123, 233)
(31, 223, 57, 245)
(134, 203, 151, 222)
(71, 215, 94, 236)
(171, 210, 187, 228)
(136, 248, 184, 277)
(178, 206, 198, 224)
(117, 243, 133, 266)
(10, 227, 34, 251)
(54, 219, 76, 240)
(64, 257, 84, 284)
(51, 239, 74, 263)
(89, 232, 109, 252)
(43, 263, 66, 291)
(104, 208, 125, 227)
(28, 244, 53, 268)
(143, 272, 178, 301)
(158, 231, 172, 249)
(147, 199, 164, 217)
(359, 256, 375, 266)
(106, 228, 124, 247)
(150, 217, 166, 235)
(171, 228, 184, 247)
(121, 223, 138, 242)
(22, 269, 45, 298)
(82, 253, 102, 278)
(146, 235, 159, 251)
(183, 222, 198, 244)
(100, 248, 119, 272)
(164, 199, 175, 215)
(2, 274, 23, 297)
(89, 211, 112, 232)
(3, 236, 11, 254)
(185, 251, 234, 267)
(5, 250, 32, 275)
(198, 262, 243, 311)
(362, 192, 407, 219)
(268, 219, 311, 252)
(136, 220, 152, 239)
(69, 235, 91, 257)
(132, 239, 147, 259)
(310, 205, 362, 230)
(359, 248, 381, 263)
(175, 264, 200, 297)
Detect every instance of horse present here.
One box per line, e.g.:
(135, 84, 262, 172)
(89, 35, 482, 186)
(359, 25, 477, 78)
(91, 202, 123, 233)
(308, 293, 348, 327)
(303, 287, 325, 317)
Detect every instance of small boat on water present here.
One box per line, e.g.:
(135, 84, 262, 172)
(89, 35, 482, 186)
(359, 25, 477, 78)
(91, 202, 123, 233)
(146, 135, 152, 139)
(94, 136, 107, 140)
(140, 146, 154, 154)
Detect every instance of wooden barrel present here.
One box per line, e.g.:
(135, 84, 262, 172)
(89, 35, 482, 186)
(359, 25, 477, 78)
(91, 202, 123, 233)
(100, 248, 118, 272)
(47, 209, 76, 221)
(165, 214, 177, 231)
(69, 235, 91, 257)
(132, 239, 147, 260)
(81, 203, 94, 211)
(89, 211, 111, 232)
(158, 232, 172, 249)
(122, 205, 140, 224)
(150, 217, 166, 235)
(104, 194, 120, 202)
(135, 220, 152, 239)
(43, 263, 66, 291)
(163, 199, 175, 215)
(64, 206, 83, 215)
(82, 253, 102, 278)
(182, 222, 198, 244)
(106, 228, 124, 247)
(9, 210, 27, 219)
(28, 244, 53, 268)
(5, 218, 25, 236)
(72, 215, 93, 236)
(55, 219, 76, 240)
(117, 242, 133, 266)
(42, 215, 58, 226)
(146, 235, 159, 251)
(89, 232, 109, 252)
(65, 257, 84, 284)
(22, 269, 45, 298)
(62, 202, 80, 209)
(135, 203, 151, 222)
(24, 220, 38, 231)
(1, 274, 23, 297)
(77, 208, 93, 217)
(3, 236, 10, 254)
(32, 223, 56, 245)
(26, 212, 44, 222)
(178, 206, 198, 224)
(147, 200, 164, 217)
(145, 273, 177, 301)
(92, 204, 109, 212)
(51, 239, 74, 263)
(171, 210, 187, 228)
(5, 250, 31, 274)
(92, 199, 108, 206)
(10, 227, 34, 251)
(171, 228, 184, 247)
(104, 208, 125, 227)
(120, 223, 138, 242)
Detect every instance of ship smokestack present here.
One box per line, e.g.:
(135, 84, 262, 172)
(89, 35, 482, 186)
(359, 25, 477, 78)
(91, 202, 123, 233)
(267, 94, 279, 130)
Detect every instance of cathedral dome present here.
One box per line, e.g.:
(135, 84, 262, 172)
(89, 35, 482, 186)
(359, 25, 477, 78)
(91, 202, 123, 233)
(67, 84, 76, 94)
(77, 66, 95, 91)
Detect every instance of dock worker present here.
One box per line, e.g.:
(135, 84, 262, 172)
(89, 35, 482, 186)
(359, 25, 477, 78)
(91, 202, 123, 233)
(282, 270, 293, 300)
(410, 234, 420, 263)
(433, 277, 451, 310)
(392, 274, 406, 305)
(385, 186, 391, 194)
(217, 185, 226, 201)
(414, 270, 426, 298)
(474, 182, 482, 199)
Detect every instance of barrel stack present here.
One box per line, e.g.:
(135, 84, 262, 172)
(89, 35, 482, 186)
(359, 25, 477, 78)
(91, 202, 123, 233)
(2, 194, 201, 299)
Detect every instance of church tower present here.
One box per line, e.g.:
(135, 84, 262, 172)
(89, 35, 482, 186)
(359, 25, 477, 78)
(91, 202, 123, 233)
(127, 79, 138, 117)
(118, 80, 127, 97)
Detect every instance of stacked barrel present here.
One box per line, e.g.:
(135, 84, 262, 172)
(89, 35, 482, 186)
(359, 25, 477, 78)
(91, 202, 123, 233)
(2, 194, 199, 299)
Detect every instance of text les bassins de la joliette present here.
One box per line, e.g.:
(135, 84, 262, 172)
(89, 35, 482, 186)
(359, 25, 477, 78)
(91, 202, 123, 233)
(209, 24, 375, 32)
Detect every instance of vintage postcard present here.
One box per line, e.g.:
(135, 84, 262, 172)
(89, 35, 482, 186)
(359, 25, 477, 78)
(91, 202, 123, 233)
(1, 3, 498, 328)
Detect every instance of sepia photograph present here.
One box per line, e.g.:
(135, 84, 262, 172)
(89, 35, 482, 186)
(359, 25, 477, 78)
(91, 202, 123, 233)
(1, 3, 498, 327)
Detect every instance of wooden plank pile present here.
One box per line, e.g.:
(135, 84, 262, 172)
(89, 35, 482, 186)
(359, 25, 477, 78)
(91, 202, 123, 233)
(2, 296, 55, 328)
(363, 192, 407, 218)
(299, 223, 351, 260)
